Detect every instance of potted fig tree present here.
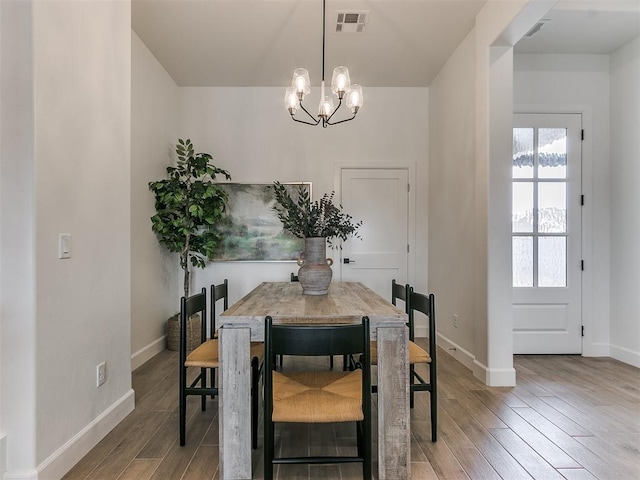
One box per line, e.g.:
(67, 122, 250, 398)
(149, 139, 231, 350)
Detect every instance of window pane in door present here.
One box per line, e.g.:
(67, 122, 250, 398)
(513, 183, 533, 233)
(539, 128, 567, 179)
(513, 128, 534, 179)
(539, 183, 566, 233)
(513, 237, 533, 287)
(539, 236, 567, 287)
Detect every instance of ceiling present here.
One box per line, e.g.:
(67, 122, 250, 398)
(132, 0, 640, 88)
(514, 1, 640, 54)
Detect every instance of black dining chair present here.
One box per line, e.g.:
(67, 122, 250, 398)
(263, 316, 372, 480)
(408, 289, 438, 442)
(178, 282, 264, 449)
(370, 280, 438, 441)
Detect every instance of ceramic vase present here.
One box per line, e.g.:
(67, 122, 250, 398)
(297, 237, 333, 295)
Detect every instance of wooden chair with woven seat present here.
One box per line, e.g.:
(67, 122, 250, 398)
(370, 280, 438, 441)
(178, 283, 263, 449)
(263, 316, 372, 480)
(407, 289, 437, 442)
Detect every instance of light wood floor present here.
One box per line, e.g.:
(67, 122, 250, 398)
(63, 342, 640, 480)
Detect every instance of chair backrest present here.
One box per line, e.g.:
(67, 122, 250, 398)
(391, 279, 410, 314)
(409, 291, 436, 360)
(392, 279, 412, 340)
(290, 273, 299, 282)
(210, 279, 228, 336)
(264, 316, 371, 420)
(266, 317, 370, 358)
(180, 287, 207, 361)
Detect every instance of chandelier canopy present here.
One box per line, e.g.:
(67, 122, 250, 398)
(284, 0, 363, 127)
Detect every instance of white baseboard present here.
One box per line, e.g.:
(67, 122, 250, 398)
(481, 364, 517, 387)
(436, 333, 516, 386)
(610, 343, 640, 368)
(131, 335, 166, 371)
(582, 342, 610, 357)
(1, 434, 39, 480)
(1, 434, 6, 479)
(3, 468, 38, 480)
(36, 389, 135, 480)
(435, 333, 477, 373)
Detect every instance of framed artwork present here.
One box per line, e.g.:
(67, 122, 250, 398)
(212, 182, 310, 261)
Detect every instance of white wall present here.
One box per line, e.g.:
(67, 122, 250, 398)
(427, 0, 553, 386)
(131, 32, 179, 369)
(1, 0, 37, 475)
(610, 36, 640, 367)
(428, 30, 479, 367)
(1, 1, 134, 478)
(176, 87, 428, 312)
(514, 53, 611, 356)
(428, 27, 517, 384)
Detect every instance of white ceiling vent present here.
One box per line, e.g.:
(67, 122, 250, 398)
(525, 19, 550, 37)
(335, 11, 370, 33)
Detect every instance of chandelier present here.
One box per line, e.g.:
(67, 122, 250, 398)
(284, 0, 363, 127)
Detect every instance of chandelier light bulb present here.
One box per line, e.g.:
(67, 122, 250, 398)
(331, 66, 351, 99)
(291, 68, 311, 99)
(318, 96, 334, 118)
(346, 84, 363, 114)
(284, 87, 299, 114)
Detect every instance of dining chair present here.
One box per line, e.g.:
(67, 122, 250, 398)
(408, 289, 438, 442)
(263, 316, 372, 480)
(370, 280, 438, 441)
(179, 283, 264, 449)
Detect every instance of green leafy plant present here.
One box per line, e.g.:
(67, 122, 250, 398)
(271, 181, 362, 246)
(149, 139, 231, 297)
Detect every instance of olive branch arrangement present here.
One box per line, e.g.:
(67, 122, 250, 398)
(271, 181, 361, 246)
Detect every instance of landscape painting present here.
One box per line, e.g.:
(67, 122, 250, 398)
(212, 183, 309, 261)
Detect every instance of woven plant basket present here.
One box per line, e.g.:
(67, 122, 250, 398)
(166, 313, 202, 352)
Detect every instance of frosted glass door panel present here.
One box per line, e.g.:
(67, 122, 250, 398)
(513, 237, 533, 287)
(539, 128, 567, 179)
(513, 128, 534, 178)
(538, 183, 566, 233)
(538, 236, 567, 287)
(513, 183, 534, 233)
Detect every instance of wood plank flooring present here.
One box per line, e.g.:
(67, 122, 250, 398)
(63, 342, 640, 480)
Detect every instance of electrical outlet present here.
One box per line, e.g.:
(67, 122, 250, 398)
(453, 314, 459, 328)
(97, 362, 106, 387)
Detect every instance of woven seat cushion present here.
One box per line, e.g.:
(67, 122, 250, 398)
(370, 340, 431, 365)
(272, 370, 363, 423)
(185, 340, 264, 368)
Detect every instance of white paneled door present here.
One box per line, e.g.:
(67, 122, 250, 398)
(339, 168, 409, 300)
(512, 113, 582, 354)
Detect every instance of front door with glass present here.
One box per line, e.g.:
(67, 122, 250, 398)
(512, 113, 582, 354)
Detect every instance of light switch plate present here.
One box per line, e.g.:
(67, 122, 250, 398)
(59, 233, 71, 259)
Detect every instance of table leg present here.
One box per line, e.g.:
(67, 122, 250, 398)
(376, 325, 410, 479)
(219, 326, 252, 480)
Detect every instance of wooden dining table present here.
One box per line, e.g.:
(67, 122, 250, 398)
(218, 281, 410, 480)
